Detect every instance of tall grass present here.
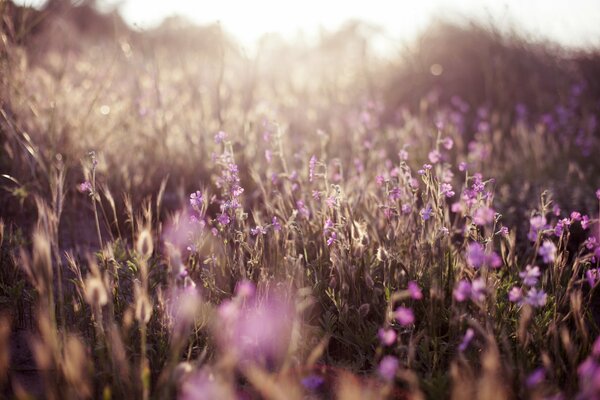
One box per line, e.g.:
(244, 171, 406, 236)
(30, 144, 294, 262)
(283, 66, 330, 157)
(1, 2, 600, 399)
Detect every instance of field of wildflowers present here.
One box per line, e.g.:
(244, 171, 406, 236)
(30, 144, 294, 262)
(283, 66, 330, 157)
(1, 1, 600, 399)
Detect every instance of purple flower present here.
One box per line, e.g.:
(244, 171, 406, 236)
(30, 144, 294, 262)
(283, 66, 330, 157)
(378, 328, 397, 346)
(467, 243, 486, 268)
(394, 306, 415, 326)
(498, 226, 509, 236)
(235, 280, 256, 299)
(458, 162, 467, 172)
(528, 215, 548, 242)
(470, 278, 486, 302)
(586, 269, 600, 287)
(519, 265, 541, 286)
(401, 204, 412, 214)
(271, 216, 282, 232)
(428, 150, 441, 164)
(473, 207, 496, 226)
(389, 187, 402, 200)
(458, 328, 475, 352)
(440, 183, 455, 198)
(408, 281, 423, 300)
(582, 215, 591, 230)
(508, 287, 523, 303)
(539, 241, 557, 264)
(250, 225, 266, 236)
(78, 181, 93, 193)
(420, 205, 433, 221)
(301, 375, 324, 391)
(312, 190, 321, 201)
(466, 243, 502, 269)
(526, 368, 545, 388)
(214, 131, 227, 143)
(596, 189, 600, 200)
(571, 211, 582, 222)
(441, 137, 454, 150)
(525, 288, 547, 307)
(326, 232, 337, 247)
(217, 213, 231, 226)
(376, 175, 385, 186)
(453, 280, 472, 302)
(189, 191, 203, 209)
(378, 356, 399, 381)
(296, 200, 310, 219)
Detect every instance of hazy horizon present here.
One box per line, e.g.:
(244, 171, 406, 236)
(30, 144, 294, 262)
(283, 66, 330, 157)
(13, 0, 600, 51)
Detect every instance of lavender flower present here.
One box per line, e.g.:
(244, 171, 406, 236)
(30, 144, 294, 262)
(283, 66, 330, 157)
(454, 280, 472, 302)
(301, 375, 324, 391)
(214, 131, 227, 143)
(420, 205, 433, 221)
(508, 287, 523, 303)
(539, 241, 557, 264)
(378, 356, 399, 381)
(440, 183, 455, 198)
(408, 281, 423, 300)
(378, 328, 397, 346)
(189, 191, 203, 209)
(394, 306, 415, 326)
(78, 181, 92, 193)
(525, 288, 547, 307)
(519, 265, 541, 286)
(271, 216, 282, 232)
(458, 328, 475, 352)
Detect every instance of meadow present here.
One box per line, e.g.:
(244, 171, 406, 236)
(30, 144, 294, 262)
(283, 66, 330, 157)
(1, 1, 600, 399)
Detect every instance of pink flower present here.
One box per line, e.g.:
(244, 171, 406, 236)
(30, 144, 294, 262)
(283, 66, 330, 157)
(378, 328, 397, 346)
(394, 306, 415, 326)
(407, 281, 423, 300)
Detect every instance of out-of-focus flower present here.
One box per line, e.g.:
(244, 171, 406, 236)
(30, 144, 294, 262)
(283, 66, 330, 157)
(525, 288, 547, 307)
(508, 287, 523, 303)
(271, 216, 282, 231)
(297, 200, 310, 219)
(408, 281, 423, 300)
(250, 225, 266, 236)
(454, 280, 472, 302)
(466, 243, 502, 269)
(189, 191, 203, 209)
(440, 183, 455, 198)
(235, 280, 255, 299)
(394, 306, 415, 326)
(428, 150, 441, 163)
(378, 356, 399, 381)
(378, 328, 397, 346)
(470, 278, 486, 302)
(217, 295, 294, 368)
(441, 137, 454, 150)
(301, 374, 324, 391)
(214, 131, 227, 143)
(519, 265, 541, 286)
(78, 181, 93, 194)
(420, 205, 433, 221)
(586, 268, 600, 287)
(526, 368, 546, 388)
(539, 241, 557, 264)
(180, 370, 235, 400)
(458, 328, 475, 352)
(473, 207, 496, 226)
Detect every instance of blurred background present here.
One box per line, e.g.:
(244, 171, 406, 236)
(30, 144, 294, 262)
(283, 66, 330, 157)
(2, 0, 600, 245)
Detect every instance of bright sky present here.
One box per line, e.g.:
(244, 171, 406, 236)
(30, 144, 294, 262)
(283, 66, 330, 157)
(16, 0, 600, 49)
